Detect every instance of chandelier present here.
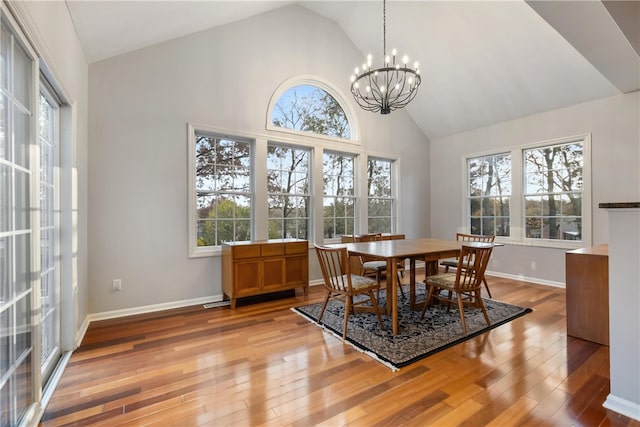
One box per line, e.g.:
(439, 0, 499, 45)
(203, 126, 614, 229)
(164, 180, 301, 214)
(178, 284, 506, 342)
(350, 0, 421, 114)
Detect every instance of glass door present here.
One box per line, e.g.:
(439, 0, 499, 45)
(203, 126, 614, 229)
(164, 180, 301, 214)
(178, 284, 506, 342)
(0, 11, 36, 426)
(38, 85, 60, 385)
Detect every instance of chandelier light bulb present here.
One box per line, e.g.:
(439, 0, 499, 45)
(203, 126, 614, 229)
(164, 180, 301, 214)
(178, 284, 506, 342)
(402, 55, 409, 65)
(366, 86, 371, 92)
(355, 67, 359, 74)
(385, 55, 390, 64)
(392, 48, 397, 56)
(414, 61, 419, 69)
(380, 85, 386, 93)
(350, 75, 356, 83)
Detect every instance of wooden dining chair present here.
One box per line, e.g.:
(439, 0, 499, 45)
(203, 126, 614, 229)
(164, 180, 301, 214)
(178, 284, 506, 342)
(315, 244, 385, 340)
(440, 232, 495, 297)
(422, 242, 494, 335)
(354, 233, 406, 299)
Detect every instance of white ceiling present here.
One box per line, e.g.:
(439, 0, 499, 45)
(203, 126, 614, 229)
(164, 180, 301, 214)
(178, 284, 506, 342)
(65, 0, 639, 139)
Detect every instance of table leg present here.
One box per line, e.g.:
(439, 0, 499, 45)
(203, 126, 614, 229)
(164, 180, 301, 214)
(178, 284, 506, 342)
(389, 257, 399, 335)
(409, 258, 416, 310)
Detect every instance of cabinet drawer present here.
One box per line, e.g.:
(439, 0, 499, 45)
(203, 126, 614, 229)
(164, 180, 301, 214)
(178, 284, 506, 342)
(285, 241, 308, 254)
(233, 245, 261, 259)
(261, 243, 285, 257)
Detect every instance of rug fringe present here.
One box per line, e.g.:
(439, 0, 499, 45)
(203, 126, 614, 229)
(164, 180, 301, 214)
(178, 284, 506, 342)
(290, 307, 399, 372)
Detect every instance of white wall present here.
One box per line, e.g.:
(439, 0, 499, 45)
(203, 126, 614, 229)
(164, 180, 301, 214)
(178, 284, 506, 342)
(87, 5, 430, 314)
(430, 91, 640, 284)
(10, 1, 90, 344)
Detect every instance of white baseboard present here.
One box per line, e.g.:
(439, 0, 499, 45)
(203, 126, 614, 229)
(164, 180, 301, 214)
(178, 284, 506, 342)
(484, 270, 565, 288)
(74, 316, 91, 349)
(88, 294, 225, 322)
(604, 394, 640, 421)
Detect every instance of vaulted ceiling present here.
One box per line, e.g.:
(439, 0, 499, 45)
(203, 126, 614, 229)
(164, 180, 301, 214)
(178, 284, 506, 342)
(66, 0, 639, 139)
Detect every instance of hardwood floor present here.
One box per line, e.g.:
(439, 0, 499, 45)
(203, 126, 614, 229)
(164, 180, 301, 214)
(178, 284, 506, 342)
(41, 275, 639, 426)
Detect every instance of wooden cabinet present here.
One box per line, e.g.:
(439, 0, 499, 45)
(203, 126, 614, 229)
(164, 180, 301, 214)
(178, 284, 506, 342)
(222, 239, 309, 308)
(565, 244, 609, 346)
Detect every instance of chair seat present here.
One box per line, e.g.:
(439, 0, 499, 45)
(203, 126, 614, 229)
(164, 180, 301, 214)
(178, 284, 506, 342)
(362, 260, 403, 271)
(439, 258, 458, 268)
(340, 274, 378, 290)
(425, 272, 458, 289)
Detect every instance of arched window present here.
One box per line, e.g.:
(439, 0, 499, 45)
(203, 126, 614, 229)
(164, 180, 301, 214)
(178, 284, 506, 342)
(267, 77, 357, 141)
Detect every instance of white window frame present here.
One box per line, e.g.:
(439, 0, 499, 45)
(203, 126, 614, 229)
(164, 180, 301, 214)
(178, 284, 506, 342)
(322, 150, 357, 240)
(463, 134, 591, 249)
(187, 124, 255, 258)
(266, 141, 312, 241)
(467, 152, 512, 237)
(366, 156, 398, 235)
(266, 75, 360, 145)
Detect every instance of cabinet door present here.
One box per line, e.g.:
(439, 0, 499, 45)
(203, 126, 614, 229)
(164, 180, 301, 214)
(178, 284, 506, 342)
(262, 258, 285, 290)
(285, 255, 307, 286)
(235, 261, 261, 296)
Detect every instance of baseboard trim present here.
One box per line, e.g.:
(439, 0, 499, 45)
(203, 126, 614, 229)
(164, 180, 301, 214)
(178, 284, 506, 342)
(604, 394, 640, 421)
(74, 316, 91, 349)
(484, 270, 565, 288)
(88, 294, 225, 322)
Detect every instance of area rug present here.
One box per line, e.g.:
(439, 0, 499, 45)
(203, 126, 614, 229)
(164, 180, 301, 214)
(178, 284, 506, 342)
(292, 286, 532, 371)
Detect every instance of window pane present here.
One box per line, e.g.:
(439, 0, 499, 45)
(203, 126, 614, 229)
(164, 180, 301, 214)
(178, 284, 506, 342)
(14, 107, 30, 168)
(0, 94, 7, 161)
(323, 153, 355, 238)
(523, 141, 584, 240)
(368, 158, 394, 234)
(194, 134, 253, 247)
(267, 144, 310, 239)
(271, 84, 351, 139)
(467, 153, 511, 237)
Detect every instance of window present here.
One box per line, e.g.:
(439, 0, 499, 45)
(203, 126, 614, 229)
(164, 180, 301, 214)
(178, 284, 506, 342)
(367, 158, 395, 234)
(465, 135, 589, 247)
(194, 134, 252, 248)
(267, 144, 310, 239)
(524, 141, 583, 241)
(468, 153, 511, 236)
(270, 83, 351, 140)
(0, 12, 36, 426)
(323, 152, 355, 238)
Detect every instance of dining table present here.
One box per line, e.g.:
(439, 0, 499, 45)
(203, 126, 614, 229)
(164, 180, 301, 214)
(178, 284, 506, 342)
(342, 238, 463, 335)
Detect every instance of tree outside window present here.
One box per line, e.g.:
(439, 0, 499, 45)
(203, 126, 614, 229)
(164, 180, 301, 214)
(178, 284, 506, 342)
(524, 142, 583, 241)
(468, 153, 511, 236)
(267, 145, 310, 239)
(195, 135, 252, 246)
(323, 152, 355, 238)
(271, 84, 350, 139)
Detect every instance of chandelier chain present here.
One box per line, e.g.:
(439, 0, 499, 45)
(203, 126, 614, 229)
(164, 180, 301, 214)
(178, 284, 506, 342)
(383, 0, 386, 57)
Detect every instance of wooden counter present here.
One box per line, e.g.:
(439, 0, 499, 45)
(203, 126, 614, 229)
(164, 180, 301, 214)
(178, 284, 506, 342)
(565, 244, 609, 345)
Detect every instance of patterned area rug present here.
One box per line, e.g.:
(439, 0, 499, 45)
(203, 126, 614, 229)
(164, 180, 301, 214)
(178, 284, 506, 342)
(292, 286, 532, 371)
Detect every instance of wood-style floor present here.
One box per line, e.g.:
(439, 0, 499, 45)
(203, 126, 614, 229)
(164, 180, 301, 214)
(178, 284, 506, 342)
(41, 275, 639, 426)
